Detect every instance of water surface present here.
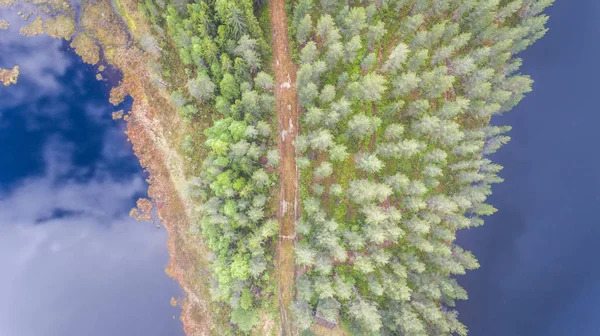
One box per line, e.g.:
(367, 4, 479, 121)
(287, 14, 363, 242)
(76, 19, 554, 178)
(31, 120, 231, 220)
(0, 9, 184, 336)
(457, 1, 600, 335)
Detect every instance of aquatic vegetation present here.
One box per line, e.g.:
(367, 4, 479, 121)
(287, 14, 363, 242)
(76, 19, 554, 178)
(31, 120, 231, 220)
(25, 0, 71, 12)
(43, 13, 75, 39)
(81, 0, 128, 48)
(70, 33, 100, 65)
(19, 16, 43, 36)
(0, 0, 17, 7)
(0, 66, 19, 86)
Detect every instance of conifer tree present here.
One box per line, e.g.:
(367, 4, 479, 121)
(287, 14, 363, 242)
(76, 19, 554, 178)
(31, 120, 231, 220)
(145, 0, 554, 333)
(289, 0, 553, 333)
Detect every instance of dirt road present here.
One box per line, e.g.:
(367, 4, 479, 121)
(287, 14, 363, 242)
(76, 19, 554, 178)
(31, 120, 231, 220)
(268, 0, 299, 334)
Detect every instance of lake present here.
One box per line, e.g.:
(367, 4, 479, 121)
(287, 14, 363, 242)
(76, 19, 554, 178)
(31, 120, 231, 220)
(0, 9, 184, 336)
(456, 1, 600, 335)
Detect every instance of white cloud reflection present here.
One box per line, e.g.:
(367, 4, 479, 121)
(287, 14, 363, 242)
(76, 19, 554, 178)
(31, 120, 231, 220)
(0, 8, 183, 334)
(0, 134, 183, 336)
(0, 7, 71, 106)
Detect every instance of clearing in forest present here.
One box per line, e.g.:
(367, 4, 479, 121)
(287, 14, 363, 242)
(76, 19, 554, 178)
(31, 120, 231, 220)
(269, 0, 299, 334)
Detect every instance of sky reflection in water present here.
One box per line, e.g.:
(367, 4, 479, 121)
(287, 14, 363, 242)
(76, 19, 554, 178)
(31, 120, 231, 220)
(0, 8, 184, 336)
(456, 1, 600, 336)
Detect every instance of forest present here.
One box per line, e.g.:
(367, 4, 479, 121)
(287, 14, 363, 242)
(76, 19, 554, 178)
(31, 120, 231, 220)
(137, 0, 553, 334)
(141, 0, 282, 332)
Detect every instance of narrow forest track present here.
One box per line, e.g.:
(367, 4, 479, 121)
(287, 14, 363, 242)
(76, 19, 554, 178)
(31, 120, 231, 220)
(268, 0, 299, 334)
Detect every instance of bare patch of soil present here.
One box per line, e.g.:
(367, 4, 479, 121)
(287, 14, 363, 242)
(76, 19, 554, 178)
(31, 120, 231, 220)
(268, 0, 299, 334)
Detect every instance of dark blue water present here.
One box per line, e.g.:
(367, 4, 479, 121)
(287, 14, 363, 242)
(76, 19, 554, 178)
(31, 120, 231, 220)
(0, 9, 184, 336)
(456, 2, 600, 335)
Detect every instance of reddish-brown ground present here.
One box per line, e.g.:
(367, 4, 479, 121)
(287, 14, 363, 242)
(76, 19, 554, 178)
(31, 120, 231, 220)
(84, 0, 296, 333)
(79, 1, 221, 334)
(127, 100, 214, 336)
(268, 0, 299, 334)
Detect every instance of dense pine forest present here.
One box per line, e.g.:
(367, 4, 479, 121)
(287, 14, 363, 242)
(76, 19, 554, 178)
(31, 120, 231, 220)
(288, 0, 552, 334)
(135, 0, 553, 334)
(142, 0, 281, 332)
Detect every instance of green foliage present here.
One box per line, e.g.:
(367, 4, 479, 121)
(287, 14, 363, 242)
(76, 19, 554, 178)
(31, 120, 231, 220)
(146, 0, 552, 333)
(154, 0, 277, 332)
(290, 0, 552, 333)
(230, 307, 259, 333)
(187, 72, 216, 101)
(178, 104, 199, 121)
(292, 301, 314, 330)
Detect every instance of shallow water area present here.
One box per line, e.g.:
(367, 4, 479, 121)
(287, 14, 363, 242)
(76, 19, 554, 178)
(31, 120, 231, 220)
(0, 5, 184, 336)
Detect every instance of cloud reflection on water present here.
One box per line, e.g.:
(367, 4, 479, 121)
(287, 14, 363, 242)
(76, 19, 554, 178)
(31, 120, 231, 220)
(0, 7, 70, 106)
(0, 7, 183, 335)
